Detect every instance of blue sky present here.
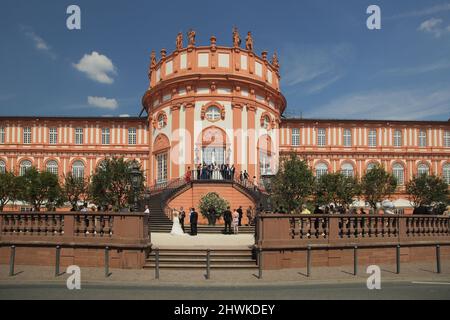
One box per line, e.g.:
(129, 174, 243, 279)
(0, 0, 449, 120)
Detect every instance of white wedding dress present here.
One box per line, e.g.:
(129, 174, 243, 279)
(170, 213, 187, 236)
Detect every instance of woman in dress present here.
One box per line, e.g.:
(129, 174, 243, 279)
(232, 209, 239, 235)
(170, 209, 187, 236)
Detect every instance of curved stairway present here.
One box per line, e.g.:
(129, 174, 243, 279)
(144, 175, 269, 234)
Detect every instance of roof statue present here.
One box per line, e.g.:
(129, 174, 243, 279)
(176, 32, 183, 51)
(187, 29, 196, 46)
(232, 27, 241, 48)
(245, 31, 254, 51)
(271, 52, 280, 70)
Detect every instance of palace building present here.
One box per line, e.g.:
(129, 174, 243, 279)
(0, 30, 449, 213)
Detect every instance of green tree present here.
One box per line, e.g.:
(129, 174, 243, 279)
(89, 158, 144, 210)
(0, 171, 20, 211)
(198, 192, 230, 225)
(361, 165, 397, 211)
(270, 154, 315, 212)
(17, 167, 62, 212)
(315, 173, 361, 210)
(62, 173, 89, 210)
(406, 174, 449, 208)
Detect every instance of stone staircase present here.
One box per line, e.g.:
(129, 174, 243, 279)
(143, 174, 270, 234)
(143, 248, 258, 269)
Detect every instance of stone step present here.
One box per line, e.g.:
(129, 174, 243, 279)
(143, 263, 257, 269)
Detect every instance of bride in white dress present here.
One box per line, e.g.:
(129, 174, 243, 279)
(170, 210, 187, 236)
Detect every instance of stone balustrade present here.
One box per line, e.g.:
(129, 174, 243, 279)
(257, 214, 450, 248)
(0, 212, 150, 245)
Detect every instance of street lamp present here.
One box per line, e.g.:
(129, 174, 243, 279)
(130, 163, 142, 212)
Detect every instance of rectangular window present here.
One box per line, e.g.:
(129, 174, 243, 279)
(343, 129, 352, 147)
(75, 128, 83, 145)
(240, 55, 248, 70)
(444, 131, 450, 148)
(291, 128, 300, 146)
(218, 53, 230, 68)
(368, 129, 377, 147)
(49, 127, 58, 144)
(0, 126, 4, 144)
(198, 53, 209, 67)
(180, 53, 187, 69)
(157, 153, 168, 183)
(255, 62, 263, 77)
(393, 129, 402, 147)
(23, 127, 32, 144)
(165, 60, 173, 75)
(128, 127, 137, 145)
(101, 128, 110, 145)
(317, 128, 326, 147)
(419, 130, 427, 147)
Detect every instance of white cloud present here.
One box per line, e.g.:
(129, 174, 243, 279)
(73, 52, 117, 84)
(418, 18, 450, 37)
(280, 43, 352, 94)
(306, 87, 450, 120)
(87, 96, 118, 110)
(382, 60, 450, 76)
(22, 27, 56, 59)
(389, 3, 450, 19)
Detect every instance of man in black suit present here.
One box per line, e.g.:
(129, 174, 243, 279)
(223, 206, 232, 234)
(237, 206, 243, 226)
(190, 208, 198, 236)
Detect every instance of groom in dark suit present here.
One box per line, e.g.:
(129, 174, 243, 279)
(190, 208, 198, 236)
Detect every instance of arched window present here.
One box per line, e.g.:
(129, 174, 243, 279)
(205, 106, 221, 121)
(46, 160, 58, 175)
(72, 161, 85, 179)
(392, 163, 405, 185)
(19, 160, 32, 176)
(262, 115, 270, 129)
(0, 160, 5, 174)
(417, 163, 429, 176)
(443, 164, 450, 185)
(366, 162, 378, 172)
(315, 163, 328, 179)
(341, 163, 354, 178)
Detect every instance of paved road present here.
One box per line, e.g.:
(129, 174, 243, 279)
(1, 281, 449, 300)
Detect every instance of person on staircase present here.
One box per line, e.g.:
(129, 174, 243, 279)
(190, 208, 198, 236)
(232, 209, 239, 234)
(144, 205, 150, 214)
(237, 206, 244, 226)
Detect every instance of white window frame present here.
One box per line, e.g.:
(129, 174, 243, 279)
(75, 128, 84, 145)
(72, 161, 85, 179)
(0, 127, 5, 144)
(205, 106, 221, 121)
(317, 128, 326, 147)
(444, 131, 450, 148)
(20, 160, 32, 176)
(315, 163, 328, 178)
(341, 163, 354, 178)
(393, 163, 405, 185)
(419, 130, 427, 147)
(291, 128, 300, 147)
(128, 127, 137, 145)
(368, 129, 377, 147)
(393, 130, 402, 147)
(343, 129, 352, 147)
(0, 160, 5, 174)
(101, 128, 110, 145)
(444, 164, 450, 185)
(23, 127, 32, 144)
(417, 164, 429, 176)
(156, 153, 168, 183)
(49, 127, 58, 145)
(46, 160, 58, 175)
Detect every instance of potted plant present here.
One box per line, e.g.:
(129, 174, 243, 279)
(198, 192, 229, 226)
